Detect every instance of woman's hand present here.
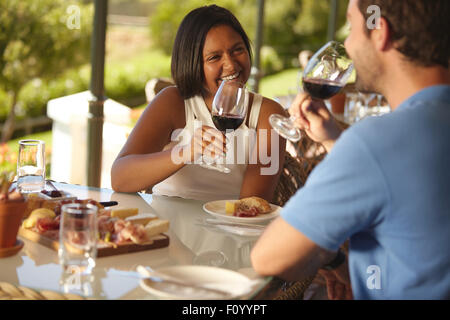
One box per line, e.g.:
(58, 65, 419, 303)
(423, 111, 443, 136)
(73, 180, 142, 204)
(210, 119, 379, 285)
(289, 92, 343, 152)
(182, 125, 227, 163)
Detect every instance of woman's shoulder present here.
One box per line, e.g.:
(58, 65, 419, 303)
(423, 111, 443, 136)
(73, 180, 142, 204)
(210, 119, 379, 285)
(140, 86, 186, 127)
(148, 86, 185, 113)
(154, 85, 185, 107)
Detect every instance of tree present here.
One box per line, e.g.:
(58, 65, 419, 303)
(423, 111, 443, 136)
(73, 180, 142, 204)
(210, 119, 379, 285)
(0, 0, 93, 142)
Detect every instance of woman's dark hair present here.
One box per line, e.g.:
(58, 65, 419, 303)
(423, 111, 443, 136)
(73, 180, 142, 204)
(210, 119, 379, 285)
(171, 5, 252, 99)
(357, 0, 450, 68)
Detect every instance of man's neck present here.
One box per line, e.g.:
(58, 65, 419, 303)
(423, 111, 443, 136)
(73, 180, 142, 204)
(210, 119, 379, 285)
(381, 60, 450, 110)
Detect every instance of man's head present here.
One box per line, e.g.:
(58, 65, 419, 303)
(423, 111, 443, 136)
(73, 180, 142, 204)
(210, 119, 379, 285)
(345, 0, 450, 93)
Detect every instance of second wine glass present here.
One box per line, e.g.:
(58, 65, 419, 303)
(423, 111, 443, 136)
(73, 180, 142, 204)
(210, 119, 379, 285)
(270, 41, 354, 142)
(201, 80, 248, 173)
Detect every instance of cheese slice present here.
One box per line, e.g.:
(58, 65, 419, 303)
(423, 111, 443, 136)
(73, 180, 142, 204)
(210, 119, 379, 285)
(22, 208, 56, 229)
(125, 213, 158, 225)
(110, 207, 138, 219)
(144, 219, 170, 239)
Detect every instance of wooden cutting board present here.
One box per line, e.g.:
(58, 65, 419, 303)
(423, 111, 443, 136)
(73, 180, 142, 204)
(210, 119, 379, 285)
(18, 227, 170, 257)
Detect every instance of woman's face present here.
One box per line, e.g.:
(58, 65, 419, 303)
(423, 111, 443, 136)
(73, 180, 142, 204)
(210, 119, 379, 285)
(202, 24, 251, 100)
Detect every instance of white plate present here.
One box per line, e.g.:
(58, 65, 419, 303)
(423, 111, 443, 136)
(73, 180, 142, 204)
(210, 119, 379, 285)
(139, 265, 258, 300)
(203, 200, 281, 224)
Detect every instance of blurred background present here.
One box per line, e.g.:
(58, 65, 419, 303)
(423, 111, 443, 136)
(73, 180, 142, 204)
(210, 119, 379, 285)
(0, 0, 349, 184)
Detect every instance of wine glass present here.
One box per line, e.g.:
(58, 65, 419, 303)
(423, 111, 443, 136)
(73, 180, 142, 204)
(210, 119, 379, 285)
(270, 41, 354, 142)
(201, 80, 248, 173)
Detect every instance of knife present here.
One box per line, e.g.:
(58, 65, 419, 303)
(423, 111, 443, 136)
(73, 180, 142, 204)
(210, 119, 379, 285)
(99, 201, 118, 207)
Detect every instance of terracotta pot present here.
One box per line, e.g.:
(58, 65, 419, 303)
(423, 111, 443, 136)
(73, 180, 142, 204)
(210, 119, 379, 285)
(0, 199, 27, 248)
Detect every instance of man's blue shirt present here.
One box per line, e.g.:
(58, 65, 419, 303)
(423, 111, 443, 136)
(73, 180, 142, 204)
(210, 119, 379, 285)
(282, 85, 450, 299)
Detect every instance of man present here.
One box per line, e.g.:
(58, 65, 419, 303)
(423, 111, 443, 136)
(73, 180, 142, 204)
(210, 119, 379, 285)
(251, 0, 450, 299)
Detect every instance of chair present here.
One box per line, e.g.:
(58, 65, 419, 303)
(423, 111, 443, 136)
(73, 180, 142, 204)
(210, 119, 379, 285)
(272, 133, 327, 207)
(269, 123, 349, 300)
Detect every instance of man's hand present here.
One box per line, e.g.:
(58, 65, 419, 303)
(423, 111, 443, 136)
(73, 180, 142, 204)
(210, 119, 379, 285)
(289, 92, 343, 152)
(318, 259, 353, 300)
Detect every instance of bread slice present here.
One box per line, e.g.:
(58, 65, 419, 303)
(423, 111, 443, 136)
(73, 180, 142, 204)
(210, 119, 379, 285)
(144, 219, 170, 239)
(236, 196, 272, 214)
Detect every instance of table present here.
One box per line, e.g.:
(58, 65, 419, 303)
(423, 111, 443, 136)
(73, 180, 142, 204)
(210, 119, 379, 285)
(0, 182, 270, 300)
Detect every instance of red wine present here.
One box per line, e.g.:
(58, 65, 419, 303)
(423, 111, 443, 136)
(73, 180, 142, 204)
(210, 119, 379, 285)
(212, 113, 244, 131)
(303, 78, 343, 100)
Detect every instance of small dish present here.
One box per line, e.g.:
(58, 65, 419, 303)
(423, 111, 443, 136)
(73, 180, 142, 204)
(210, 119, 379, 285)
(37, 190, 77, 201)
(0, 239, 24, 258)
(203, 200, 281, 224)
(140, 265, 258, 300)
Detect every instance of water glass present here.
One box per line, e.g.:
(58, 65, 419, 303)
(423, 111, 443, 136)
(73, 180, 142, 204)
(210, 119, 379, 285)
(58, 203, 98, 275)
(17, 139, 46, 193)
(344, 93, 363, 124)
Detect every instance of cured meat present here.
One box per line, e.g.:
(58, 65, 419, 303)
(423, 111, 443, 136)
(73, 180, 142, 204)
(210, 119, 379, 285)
(235, 207, 260, 217)
(36, 216, 60, 232)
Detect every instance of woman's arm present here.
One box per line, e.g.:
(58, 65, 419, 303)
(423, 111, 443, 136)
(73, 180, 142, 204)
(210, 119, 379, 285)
(111, 87, 187, 193)
(239, 97, 286, 201)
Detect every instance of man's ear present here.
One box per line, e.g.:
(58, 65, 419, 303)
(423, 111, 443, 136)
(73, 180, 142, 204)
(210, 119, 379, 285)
(371, 16, 392, 51)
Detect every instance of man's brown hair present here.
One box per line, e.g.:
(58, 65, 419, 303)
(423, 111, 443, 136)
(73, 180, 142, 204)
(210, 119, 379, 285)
(357, 0, 450, 68)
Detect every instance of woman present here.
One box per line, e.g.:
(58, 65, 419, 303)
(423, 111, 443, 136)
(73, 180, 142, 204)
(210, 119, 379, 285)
(111, 5, 286, 201)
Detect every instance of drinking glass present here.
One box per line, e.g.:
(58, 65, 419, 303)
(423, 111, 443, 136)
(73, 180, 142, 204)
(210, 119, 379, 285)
(201, 80, 248, 173)
(344, 92, 363, 124)
(16, 139, 46, 193)
(270, 41, 354, 141)
(58, 203, 98, 275)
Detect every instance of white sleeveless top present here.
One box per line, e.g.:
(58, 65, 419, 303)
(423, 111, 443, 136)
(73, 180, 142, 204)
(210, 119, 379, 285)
(152, 92, 263, 201)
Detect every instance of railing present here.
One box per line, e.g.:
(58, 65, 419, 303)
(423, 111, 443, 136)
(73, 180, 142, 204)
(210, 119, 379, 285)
(0, 116, 52, 137)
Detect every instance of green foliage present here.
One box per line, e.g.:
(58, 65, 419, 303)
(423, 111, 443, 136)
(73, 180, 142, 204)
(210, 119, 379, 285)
(148, 0, 349, 75)
(0, 0, 93, 141)
(149, 0, 239, 55)
(0, 50, 172, 127)
(0, 0, 93, 92)
(264, 0, 349, 67)
(260, 46, 284, 76)
(105, 50, 171, 104)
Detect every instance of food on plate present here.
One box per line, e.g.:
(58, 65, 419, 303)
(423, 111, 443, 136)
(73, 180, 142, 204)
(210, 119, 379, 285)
(20, 202, 169, 246)
(144, 219, 170, 239)
(22, 208, 56, 229)
(41, 190, 63, 198)
(225, 201, 235, 215)
(23, 197, 104, 218)
(96, 211, 169, 245)
(110, 207, 139, 219)
(125, 213, 158, 225)
(234, 196, 272, 217)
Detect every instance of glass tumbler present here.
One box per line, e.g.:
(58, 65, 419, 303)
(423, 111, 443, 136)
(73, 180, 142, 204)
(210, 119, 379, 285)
(16, 139, 46, 193)
(58, 203, 98, 275)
